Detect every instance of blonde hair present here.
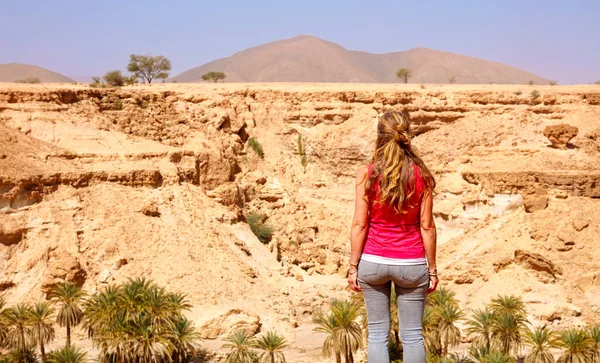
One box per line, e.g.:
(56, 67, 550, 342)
(365, 111, 435, 213)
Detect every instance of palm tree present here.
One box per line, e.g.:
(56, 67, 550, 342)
(423, 306, 442, 357)
(0, 297, 8, 348)
(222, 330, 258, 363)
(557, 329, 592, 363)
(436, 303, 465, 357)
(4, 304, 33, 351)
(330, 299, 363, 363)
(255, 331, 288, 363)
(28, 302, 56, 363)
(524, 326, 558, 363)
(313, 309, 342, 363)
(428, 287, 458, 309)
(8, 346, 37, 363)
(171, 317, 201, 363)
(490, 311, 527, 356)
(467, 308, 495, 351)
(480, 351, 515, 363)
(47, 346, 87, 363)
(49, 282, 86, 347)
(588, 325, 600, 361)
(489, 295, 526, 318)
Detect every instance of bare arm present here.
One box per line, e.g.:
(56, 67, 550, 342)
(349, 166, 370, 266)
(420, 187, 437, 274)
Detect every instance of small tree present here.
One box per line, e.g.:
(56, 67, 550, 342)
(530, 90, 541, 104)
(449, 76, 457, 84)
(127, 54, 171, 84)
(201, 72, 227, 83)
(396, 68, 412, 84)
(595, 80, 600, 85)
(15, 77, 41, 84)
(528, 80, 534, 86)
(549, 80, 558, 86)
(90, 77, 101, 88)
(124, 75, 138, 86)
(49, 282, 86, 348)
(103, 70, 125, 87)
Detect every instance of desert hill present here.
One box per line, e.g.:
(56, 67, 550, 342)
(1, 83, 599, 361)
(0, 63, 74, 83)
(173, 35, 549, 84)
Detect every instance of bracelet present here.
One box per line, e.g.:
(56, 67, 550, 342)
(348, 269, 358, 275)
(350, 262, 359, 267)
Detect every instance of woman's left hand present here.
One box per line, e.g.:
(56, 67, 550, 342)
(347, 269, 362, 292)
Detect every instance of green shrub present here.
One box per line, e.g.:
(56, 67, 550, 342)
(514, 91, 522, 96)
(201, 71, 226, 83)
(449, 76, 457, 84)
(297, 134, 308, 167)
(247, 137, 264, 158)
(114, 99, 123, 111)
(246, 213, 273, 243)
(527, 80, 534, 86)
(15, 77, 41, 84)
(530, 90, 541, 103)
(103, 70, 125, 87)
(549, 80, 558, 86)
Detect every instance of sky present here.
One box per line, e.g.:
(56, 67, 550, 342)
(1, 0, 598, 84)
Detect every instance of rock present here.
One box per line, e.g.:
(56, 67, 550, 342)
(454, 276, 474, 284)
(573, 219, 589, 232)
(141, 203, 160, 217)
(523, 188, 548, 213)
(0, 280, 15, 292)
(99, 268, 112, 283)
(199, 309, 261, 339)
(295, 272, 304, 281)
(41, 252, 87, 294)
(543, 124, 578, 149)
(514, 249, 562, 277)
(206, 183, 244, 207)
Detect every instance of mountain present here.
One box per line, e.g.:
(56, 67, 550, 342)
(173, 35, 549, 84)
(0, 63, 74, 83)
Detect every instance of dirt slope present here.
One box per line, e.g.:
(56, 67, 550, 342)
(173, 35, 549, 84)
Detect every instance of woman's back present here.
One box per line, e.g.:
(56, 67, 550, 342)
(362, 162, 426, 261)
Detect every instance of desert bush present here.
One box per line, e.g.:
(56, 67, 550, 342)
(90, 77, 102, 88)
(396, 68, 412, 83)
(124, 75, 138, 86)
(103, 70, 125, 87)
(549, 80, 558, 86)
(420, 84, 425, 89)
(247, 138, 264, 158)
(113, 99, 123, 111)
(514, 91, 522, 96)
(15, 77, 41, 84)
(127, 54, 171, 84)
(528, 80, 534, 86)
(595, 80, 600, 85)
(140, 100, 149, 109)
(245, 213, 273, 243)
(530, 90, 541, 103)
(201, 72, 227, 83)
(449, 76, 457, 84)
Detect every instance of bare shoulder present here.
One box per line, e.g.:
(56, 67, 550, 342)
(355, 165, 369, 184)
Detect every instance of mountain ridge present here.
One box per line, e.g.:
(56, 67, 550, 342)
(0, 63, 74, 83)
(173, 35, 549, 84)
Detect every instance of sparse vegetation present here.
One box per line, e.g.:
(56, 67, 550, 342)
(113, 99, 123, 111)
(201, 72, 227, 83)
(297, 134, 308, 167)
(595, 80, 600, 85)
(247, 138, 264, 158)
(313, 299, 363, 363)
(549, 80, 558, 86)
(90, 77, 102, 88)
(15, 77, 41, 84)
(449, 76, 457, 84)
(124, 74, 138, 86)
(246, 213, 273, 243)
(420, 84, 425, 89)
(514, 90, 522, 96)
(530, 90, 541, 104)
(127, 54, 171, 84)
(102, 70, 125, 87)
(528, 80, 534, 86)
(396, 68, 412, 83)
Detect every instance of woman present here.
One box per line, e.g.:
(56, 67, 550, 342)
(347, 111, 438, 363)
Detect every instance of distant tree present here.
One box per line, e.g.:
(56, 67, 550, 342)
(396, 68, 412, 83)
(49, 282, 85, 347)
(15, 77, 41, 84)
(47, 346, 87, 363)
(527, 80, 534, 86)
(254, 331, 288, 363)
(201, 72, 227, 83)
(595, 80, 600, 85)
(90, 77, 101, 87)
(103, 70, 125, 87)
(549, 80, 558, 86)
(530, 90, 541, 104)
(28, 303, 55, 363)
(127, 54, 171, 84)
(449, 76, 457, 84)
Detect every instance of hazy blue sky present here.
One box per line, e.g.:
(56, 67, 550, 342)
(1, 1, 598, 84)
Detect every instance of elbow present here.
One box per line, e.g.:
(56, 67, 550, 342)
(352, 221, 369, 232)
(420, 220, 436, 232)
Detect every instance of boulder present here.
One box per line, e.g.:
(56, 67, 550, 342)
(523, 188, 548, 213)
(514, 249, 562, 277)
(543, 124, 578, 149)
(206, 183, 244, 207)
(41, 252, 87, 294)
(199, 309, 261, 339)
(141, 203, 160, 217)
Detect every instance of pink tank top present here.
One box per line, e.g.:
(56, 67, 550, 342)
(362, 163, 426, 261)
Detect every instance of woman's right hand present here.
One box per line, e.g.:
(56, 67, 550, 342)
(428, 275, 439, 294)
